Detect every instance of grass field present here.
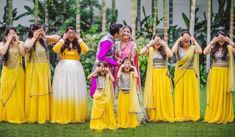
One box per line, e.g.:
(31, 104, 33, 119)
(0, 87, 235, 137)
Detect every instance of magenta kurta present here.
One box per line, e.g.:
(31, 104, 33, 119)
(90, 34, 118, 97)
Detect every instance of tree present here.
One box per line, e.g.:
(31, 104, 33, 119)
(189, 0, 196, 35)
(229, 0, 234, 39)
(163, 0, 168, 43)
(152, 0, 158, 35)
(6, 0, 13, 25)
(76, 0, 81, 33)
(206, 0, 212, 72)
(136, 0, 141, 30)
(101, 0, 107, 32)
(111, 0, 117, 23)
(45, 0, 49, 32)
(131, 0, 137, 37)
(34, 0, 39, 23)
(169, 0, 173, 44)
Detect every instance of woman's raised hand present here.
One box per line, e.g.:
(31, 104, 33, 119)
(33, 29, 42, 39)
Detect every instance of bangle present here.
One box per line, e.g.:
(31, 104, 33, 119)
(59, 38, 65, 43)
(230, 41, 234, 46)
(78, 38, 83, 43)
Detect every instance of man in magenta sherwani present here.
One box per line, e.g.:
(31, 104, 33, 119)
(90, 23, 123, 97)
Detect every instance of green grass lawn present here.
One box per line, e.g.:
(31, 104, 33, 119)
(0, 87, 235, 137)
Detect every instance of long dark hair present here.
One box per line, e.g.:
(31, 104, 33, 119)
(60, 26, 81, 54)
(28, 24, 48, 61)
(211, 31, 229, 60)
(97, 61, 108, 76)
(152, 34, 167, 60)
(2, 26, 17, 66)
(121, 57, 134, 72)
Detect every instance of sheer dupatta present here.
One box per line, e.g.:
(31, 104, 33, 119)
(129, 72, 144, 123)
(206, 45, 235, 105)
(90, 74, 113, 120)
(227, 45, 235, 93)
(175, 46, 199, 87)
(144, 47, 154, 109)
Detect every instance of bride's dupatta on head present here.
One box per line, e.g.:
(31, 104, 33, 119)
(174, 45, 200, 89)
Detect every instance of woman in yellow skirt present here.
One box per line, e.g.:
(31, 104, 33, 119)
(0, 26, 25, 123)
(88, 61, 117, 130)
(140, 35, 174, 122)
(172, 32, 202, 121)
(116, 57, 143, 128)
(23, 24, 59, 123)
(51, 26, 89, 124)
(204, 31, 235, 124)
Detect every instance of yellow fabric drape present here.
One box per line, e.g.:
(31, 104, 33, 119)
(130, 73, 142, 113)
(206, 45, 235, 105)
(227, 45, 235, 93)
(175, 46, 199, 86)
(0, 43, 25, 123)
(90, 74, 112, 120)
(117, 72, 142, 128)
(144, 47, 154, 109)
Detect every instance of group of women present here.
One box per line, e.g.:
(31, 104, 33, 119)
(0, 23, 234, 131)
(0, 24, 88, 124)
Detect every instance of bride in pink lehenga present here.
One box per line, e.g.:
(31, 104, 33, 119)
(114, 25, 141, 95)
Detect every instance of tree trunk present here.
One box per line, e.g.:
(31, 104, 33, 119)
(6, 0, 13, 25)
(131, 0, 137, 37)
(229, 0, 234, 39)
(76, 0, 81, 33)
(101, 0, 107, 33)
(189, 0, 196, 35)
(169, 0, 173, 27)
(152, 0, 158, 35)
(63, 0, 67, 22)
(112, 0, 116, 22)
(206, 0, 212, 72)
(34, 0, 39, 23)
(45, 0, 49, 32)
(169, 0, 173, 45)
(136, 0, 141, 30)
(163, 0, 168, 44)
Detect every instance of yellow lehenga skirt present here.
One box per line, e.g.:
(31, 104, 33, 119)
(147, 68, 175, 122)
(25, 62, 51, 124)
(117, 91, 139, 128)
(174, 69, 200, 121)
(0, 66, 25, 123)
(90, 91, 117, 130)
(204, 67, 234, 124)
